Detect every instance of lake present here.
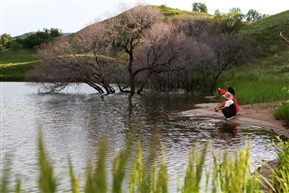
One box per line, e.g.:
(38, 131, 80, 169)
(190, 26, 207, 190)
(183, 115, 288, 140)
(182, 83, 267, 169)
(1, 82, 279, 192)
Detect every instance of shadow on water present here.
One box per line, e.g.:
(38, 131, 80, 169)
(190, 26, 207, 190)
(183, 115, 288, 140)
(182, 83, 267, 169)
(1, 83, 280, 192)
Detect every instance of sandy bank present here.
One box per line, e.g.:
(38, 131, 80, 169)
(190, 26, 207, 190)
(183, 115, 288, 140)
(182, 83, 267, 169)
(180, 102, 289, 138)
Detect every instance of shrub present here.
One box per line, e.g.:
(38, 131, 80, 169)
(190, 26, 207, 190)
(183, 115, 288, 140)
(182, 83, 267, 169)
(274, 101, 289, 127)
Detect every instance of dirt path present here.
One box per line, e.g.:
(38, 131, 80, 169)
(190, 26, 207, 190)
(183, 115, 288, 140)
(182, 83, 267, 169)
(181, 101, 289, 138)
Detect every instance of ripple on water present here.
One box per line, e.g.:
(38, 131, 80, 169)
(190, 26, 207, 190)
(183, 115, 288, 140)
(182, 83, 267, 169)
(2, 83, 280, 192)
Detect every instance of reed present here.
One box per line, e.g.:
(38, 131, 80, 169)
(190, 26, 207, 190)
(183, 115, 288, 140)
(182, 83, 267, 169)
(3, 130, 289, 193)
(182, 142, 208, 193)
(270, 136, 289, 193)
(37, 132, 57, 193)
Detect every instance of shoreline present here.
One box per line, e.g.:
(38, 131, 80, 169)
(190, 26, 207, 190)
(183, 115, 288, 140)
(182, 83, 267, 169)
(181, 102, 289, 138)
(181, 101, 287, 183)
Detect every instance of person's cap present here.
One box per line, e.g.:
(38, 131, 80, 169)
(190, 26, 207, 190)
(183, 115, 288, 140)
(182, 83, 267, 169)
(223, 92, 233, 100)
(218, 88, 227, 95)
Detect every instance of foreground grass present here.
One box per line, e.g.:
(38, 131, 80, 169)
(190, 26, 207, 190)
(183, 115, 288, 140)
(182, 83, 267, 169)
(2, 129, 289, 193)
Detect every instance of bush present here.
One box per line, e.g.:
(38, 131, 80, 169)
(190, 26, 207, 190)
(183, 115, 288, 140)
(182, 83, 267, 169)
(274, 101, 289, 127)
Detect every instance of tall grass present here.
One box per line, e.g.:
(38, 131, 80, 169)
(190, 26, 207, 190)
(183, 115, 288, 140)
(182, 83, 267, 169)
(2, 129, 289, 192)
(269, 136, 289, 193)
(0, 128, 289, 193)
(274, 101, 289, 127)
(218, 50, 289, 104)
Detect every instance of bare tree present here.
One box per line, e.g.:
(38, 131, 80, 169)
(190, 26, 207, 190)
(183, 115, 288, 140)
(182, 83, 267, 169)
(134, 21, 197, 93)
(29, 23, 117, 94)
(205, 34, 257, 92)
(106, 5, 163, 94)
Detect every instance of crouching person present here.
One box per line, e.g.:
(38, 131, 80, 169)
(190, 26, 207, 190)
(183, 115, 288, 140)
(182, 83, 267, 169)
(215, 92, 237, 120)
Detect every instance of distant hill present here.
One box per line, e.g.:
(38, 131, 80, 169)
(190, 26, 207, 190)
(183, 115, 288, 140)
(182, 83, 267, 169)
(13, 32, 34, 39)
(13, 32, 72, 39)
(155, 5, 212, 19)
(239, 10, 289, 53)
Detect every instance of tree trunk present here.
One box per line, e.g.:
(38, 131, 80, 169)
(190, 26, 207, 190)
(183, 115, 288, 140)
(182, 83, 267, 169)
(128, 51, 135, 95)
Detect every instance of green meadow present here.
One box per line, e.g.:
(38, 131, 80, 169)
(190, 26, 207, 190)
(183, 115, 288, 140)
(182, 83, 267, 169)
(0, 49, 40, 81)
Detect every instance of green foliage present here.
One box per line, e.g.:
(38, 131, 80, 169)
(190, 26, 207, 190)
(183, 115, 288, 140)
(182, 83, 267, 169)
(245, 9, 263, 22)
(239, 10, 289, 54)
(271, 136, 289, 192)
(1, 154, 12, 193)
(68, 159, 80, 193)
(37, 132, 58, 193)
(274, 101, 289, 126)
(0, 49, 40, 81)
(113, 128, 136, 193)
(156, 144, 168, 193)
(15, 178, 22, 193)
(214, 8, 245, 34)
(18, 28, 62, 49)
(218, 50, 289, 104)
(0, 33, 12, 48)
(182, 142, 207, 193)
(155, 5, 211, 19)
(216, 142, 262, 193)
(192, 2, 208, 13)
(4, 128, 285, 193)
(84, 138, 108, 193)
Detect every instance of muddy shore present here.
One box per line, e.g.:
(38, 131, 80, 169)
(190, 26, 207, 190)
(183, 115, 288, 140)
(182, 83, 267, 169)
(181, 101, 288, 185)
(181, 101, 289, 138)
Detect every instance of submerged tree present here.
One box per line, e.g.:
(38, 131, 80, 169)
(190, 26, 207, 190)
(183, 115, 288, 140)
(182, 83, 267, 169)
(135, 21, 195, 93)
(30, 5, 163, 95)
(29, 23, 117, 94)
(106, 5, 163, 94)
(29, 5, 258, 95)
(29, 5, 162, 94)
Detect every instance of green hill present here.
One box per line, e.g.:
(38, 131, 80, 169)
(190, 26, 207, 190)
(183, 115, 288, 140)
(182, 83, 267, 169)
(0, 49, 39, 81)
(239, 10, 289, 53)
(1, 6, 289, 104)
(155, 5, 213, 19)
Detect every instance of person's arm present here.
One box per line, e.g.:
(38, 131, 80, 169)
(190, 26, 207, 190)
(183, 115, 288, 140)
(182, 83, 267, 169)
(216, 105, 226, 111)
(215, 100, 226, 111)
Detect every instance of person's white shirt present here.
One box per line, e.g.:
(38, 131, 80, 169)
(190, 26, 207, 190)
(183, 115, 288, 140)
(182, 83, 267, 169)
(225, 99, 234, 107)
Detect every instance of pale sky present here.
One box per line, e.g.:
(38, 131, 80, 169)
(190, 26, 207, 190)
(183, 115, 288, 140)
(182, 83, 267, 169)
(1, 0, 288, 37)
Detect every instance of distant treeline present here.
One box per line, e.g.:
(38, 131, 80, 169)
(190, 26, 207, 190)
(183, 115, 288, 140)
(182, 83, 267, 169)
(0, 28, 62, 51)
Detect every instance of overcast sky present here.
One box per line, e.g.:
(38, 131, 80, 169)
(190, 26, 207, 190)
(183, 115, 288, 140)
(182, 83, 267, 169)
(1, 0, 288, 37)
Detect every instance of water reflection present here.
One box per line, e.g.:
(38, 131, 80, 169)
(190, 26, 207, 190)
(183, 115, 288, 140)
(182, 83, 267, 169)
(1, 82, 279, 192)
(215, 122, 240, 146)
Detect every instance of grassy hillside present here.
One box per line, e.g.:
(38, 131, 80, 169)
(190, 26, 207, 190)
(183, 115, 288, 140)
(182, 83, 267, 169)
(239, 10, 289, 53)
(1, 6, 288, 104)
(0, 49, 40, 81)
(156, 5, 212, 19)
(218, 50, 289, 104)
(216, 10, 289, 104)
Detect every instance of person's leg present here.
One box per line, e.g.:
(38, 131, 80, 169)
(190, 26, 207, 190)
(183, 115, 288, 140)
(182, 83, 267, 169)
(222, 108, 235, 118)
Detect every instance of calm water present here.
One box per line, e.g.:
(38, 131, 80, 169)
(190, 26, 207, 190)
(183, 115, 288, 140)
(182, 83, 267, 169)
(1, 82, 279, 192)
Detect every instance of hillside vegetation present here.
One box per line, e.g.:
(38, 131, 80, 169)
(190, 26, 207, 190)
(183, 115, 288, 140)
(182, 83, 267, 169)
(239, 10, 289, 54)
(0, 6, 289, 103)
(156, 5, 213, 19)
(0, 49, 39, 81)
